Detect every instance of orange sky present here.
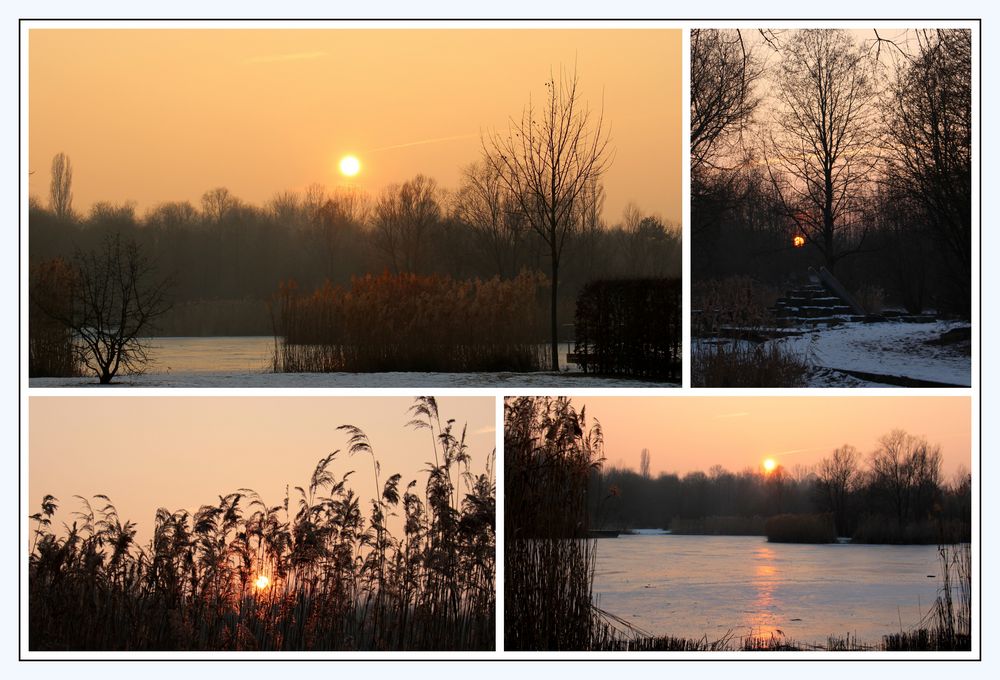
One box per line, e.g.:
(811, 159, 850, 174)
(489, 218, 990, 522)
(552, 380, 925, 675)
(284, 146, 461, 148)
(28, 28, 681, 225)
(29, 396, 495, 547)
(580, 396, 971, 479)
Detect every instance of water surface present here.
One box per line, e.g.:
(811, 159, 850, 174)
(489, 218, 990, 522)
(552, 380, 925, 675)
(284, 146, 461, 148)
(593, 534, 948, 645)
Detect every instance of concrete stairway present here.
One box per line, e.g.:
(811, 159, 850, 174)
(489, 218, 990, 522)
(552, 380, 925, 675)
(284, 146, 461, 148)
(772, 276, 855, 327)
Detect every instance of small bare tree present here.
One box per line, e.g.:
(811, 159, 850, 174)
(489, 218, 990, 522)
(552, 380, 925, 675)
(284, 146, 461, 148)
(49, 152, 74, 221)
(485, 66, 613, 370)
(39, 234, 172, 384)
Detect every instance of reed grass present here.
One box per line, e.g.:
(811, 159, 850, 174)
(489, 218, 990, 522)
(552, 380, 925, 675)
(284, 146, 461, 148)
(271, 271, 548, 373)
(504, 397, 604, 651)
(28, 397, 495, 651)
(692, 339, 809, 388)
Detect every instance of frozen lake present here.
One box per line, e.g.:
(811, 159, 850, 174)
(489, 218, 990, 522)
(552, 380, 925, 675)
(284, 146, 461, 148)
(592, 534, 951, 646)
(29, 336, 679, 388)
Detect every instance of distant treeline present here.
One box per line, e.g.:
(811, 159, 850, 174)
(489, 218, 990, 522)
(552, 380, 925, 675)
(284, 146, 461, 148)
(29, 177, 680, 337)
(589, 429, 970, 544)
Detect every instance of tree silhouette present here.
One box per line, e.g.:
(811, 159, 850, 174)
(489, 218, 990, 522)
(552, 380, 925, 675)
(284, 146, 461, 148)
(766, 29, 880, 271)
(38, 234, 172, 384)
(49, 152, 73, 221)
(485, 66, 613, 371)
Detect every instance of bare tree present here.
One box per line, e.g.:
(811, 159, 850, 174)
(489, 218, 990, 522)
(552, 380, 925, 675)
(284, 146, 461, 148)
(869, 429, 940, 528)
(817, 445, 859, 536)
(690, 29, 764, 176)
(49, 152, 74, 220)
(766, 29, 880, 271)
(453, 161, 524, 278)
(885, 29, 971, 315)
(372, 175, 441, 274)
(485, 66, 613, 370)
(38, 234, 172, 384)
(201, 187, 239, 226)
(639, 448, 651, 479)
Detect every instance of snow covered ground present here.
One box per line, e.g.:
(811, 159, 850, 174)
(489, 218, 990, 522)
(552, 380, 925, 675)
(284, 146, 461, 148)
(28, 336, 679, 388)
(29, 370, 679, 389)
(697, 319, 971, 387)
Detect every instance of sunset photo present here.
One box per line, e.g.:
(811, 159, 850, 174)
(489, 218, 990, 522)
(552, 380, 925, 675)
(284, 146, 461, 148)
(28, 396, 496, 651)
(690, 29, 972, 387)
(505, 396, 972, 652)
(26, 27, 682, 387)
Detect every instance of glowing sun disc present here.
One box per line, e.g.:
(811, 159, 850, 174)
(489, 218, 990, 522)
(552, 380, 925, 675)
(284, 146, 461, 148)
(254, 575, 270, 589)
(339, 155, 361, 177)
(763, 458, 777, 473)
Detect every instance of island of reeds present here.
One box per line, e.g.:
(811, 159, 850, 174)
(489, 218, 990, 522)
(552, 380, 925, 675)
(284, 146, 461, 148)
(28, 397, 495, 651)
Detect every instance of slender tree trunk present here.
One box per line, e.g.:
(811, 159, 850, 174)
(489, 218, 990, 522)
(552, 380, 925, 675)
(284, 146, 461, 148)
(549, 257, 559, 371)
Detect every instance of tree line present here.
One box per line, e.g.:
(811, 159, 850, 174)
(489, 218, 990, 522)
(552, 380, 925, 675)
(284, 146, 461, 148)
(692, 28, 971, 317)
(589, 429, 971, 544)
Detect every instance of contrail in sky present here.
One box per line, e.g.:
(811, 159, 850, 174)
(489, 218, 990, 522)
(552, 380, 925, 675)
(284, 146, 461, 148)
(367, 133, 479, 153)
(245, 51, 327, 64)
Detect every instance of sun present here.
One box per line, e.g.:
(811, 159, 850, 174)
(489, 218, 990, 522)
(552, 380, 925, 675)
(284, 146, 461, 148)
(254, 574, 270, 590)
(762, 458, 777, 474)
(339, 155, 361, 177)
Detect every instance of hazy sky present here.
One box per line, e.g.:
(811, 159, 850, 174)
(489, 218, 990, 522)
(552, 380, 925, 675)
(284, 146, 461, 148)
(579, 396, 971, 478)
(29, 396, 495, 546)
(29, 28, 681, 225)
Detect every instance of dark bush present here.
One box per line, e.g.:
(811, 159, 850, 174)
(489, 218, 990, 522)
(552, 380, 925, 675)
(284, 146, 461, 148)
(765, 513, 837, 543)
(573, 278, 681, 380)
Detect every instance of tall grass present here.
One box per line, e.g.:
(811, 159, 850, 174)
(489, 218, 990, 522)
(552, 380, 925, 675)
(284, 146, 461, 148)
(504, 397, 604, 650)
(28, 397, 495, 651)
(271, 271, 548, 373)
(692, 276, 808, 387)
(692, 340, 808, 387)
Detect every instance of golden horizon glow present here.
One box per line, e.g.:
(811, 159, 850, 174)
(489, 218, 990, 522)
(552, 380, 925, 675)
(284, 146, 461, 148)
(29, 29, 682, 224)
(254, 575, 270, 590)
(762, 458, 777, 474)
(339, 154, 361, 177)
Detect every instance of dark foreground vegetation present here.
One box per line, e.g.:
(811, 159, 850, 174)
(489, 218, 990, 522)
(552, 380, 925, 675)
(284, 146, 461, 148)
(590, 429, 970, 545)
(573, 278, 682, 381)
(29, 398, 495, 651)
(504, 397, 604, 650)
(506, 397, 971, 651)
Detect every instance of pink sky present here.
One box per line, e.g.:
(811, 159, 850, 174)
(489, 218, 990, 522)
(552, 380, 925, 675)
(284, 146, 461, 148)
(29, 396, 495, 547)
(580, 396, 971, 479)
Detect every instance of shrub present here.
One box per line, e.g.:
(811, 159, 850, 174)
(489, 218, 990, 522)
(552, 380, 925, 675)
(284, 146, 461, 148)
(765, 513, 837, 543)
(28, 258, 80, 377)
(573, 278, 681, 380)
